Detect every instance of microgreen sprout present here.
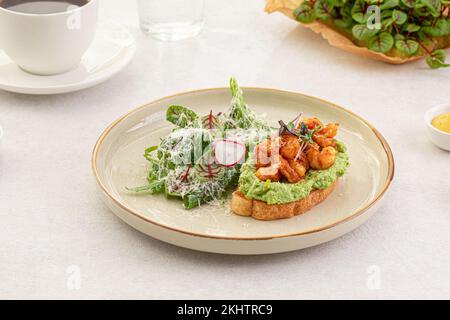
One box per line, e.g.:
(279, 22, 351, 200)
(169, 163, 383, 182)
(294, 0, 450, 69)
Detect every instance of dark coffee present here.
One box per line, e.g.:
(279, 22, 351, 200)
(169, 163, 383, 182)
(0, 0, 89, 14)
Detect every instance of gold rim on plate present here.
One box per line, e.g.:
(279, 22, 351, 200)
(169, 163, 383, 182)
(92, 87, 395, 241)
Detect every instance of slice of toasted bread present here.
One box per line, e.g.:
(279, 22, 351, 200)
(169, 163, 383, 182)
(231, 181, 337, 220)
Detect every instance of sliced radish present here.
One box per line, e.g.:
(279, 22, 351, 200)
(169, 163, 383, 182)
(214, 139, 246, 167)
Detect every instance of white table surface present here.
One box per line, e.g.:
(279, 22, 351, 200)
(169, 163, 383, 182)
(1, 0, 449, 300)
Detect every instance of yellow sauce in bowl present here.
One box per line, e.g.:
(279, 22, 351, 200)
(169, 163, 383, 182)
(432, 114, 450, 134)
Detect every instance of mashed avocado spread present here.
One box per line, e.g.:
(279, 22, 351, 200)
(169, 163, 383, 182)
(238, 141, 349, 205)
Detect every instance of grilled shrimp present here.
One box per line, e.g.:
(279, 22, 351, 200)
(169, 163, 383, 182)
(313, 135, 336, 148)
(313, 123, 339, 148)
(256, 136, 280, 168)
(279, 156, 302, 183)
(256, 163, 280, 182)
(256, 138, 270, 168)
(288, 159, 308, 179)
(280, 134, 300, 160)
(290, 153, 310, 177)
(307, 146, 337, 170)
(302, 117, 323, 130)
(319, 123, 339, 138)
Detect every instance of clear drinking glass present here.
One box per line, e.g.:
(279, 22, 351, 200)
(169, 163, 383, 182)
(137, 0, 205, 41)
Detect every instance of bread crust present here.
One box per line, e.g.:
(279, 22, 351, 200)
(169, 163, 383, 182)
(231, 181, 337, 221)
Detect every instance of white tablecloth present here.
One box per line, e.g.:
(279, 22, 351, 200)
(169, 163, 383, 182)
(1, 0, 449, 299)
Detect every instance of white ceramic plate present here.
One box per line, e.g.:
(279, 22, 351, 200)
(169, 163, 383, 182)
(0, 20, 136, 95)
(92, 88, 394, 255)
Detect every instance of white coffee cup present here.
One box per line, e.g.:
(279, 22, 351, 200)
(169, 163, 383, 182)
(0, 0, 98, 75)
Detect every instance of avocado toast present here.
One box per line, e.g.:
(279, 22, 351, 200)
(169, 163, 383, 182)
(231, 116, 350, 220)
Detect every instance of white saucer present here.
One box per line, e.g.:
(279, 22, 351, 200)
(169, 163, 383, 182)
(0, 20, 136, 95)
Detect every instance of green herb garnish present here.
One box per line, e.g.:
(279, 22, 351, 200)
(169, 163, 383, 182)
(278, 118, 321, 144)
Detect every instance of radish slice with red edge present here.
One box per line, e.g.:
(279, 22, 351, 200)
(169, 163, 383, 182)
(214, 139, 246, 167)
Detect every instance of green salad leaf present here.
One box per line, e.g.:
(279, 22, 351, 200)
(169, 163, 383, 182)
(420, 0, 441, 17)
(315, 0, 337, 22)
(405, 23, 421, 32)
(381, 0, 400, 10)
(352, 24, 380, 40)
(294, 2, 316, 23)
(166, 105, 199, 128)
(395, 39, 420, 55)
(368, 32, 395, 53)
(351, 1, 368, 24)
(423, 19, 450, 37)
(128, 78, 272, 209)
(426, 49, 450, 67)
(226, 78, 270, 130)
(401, 0, 417, 8)
(392, 10, 408, 24)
